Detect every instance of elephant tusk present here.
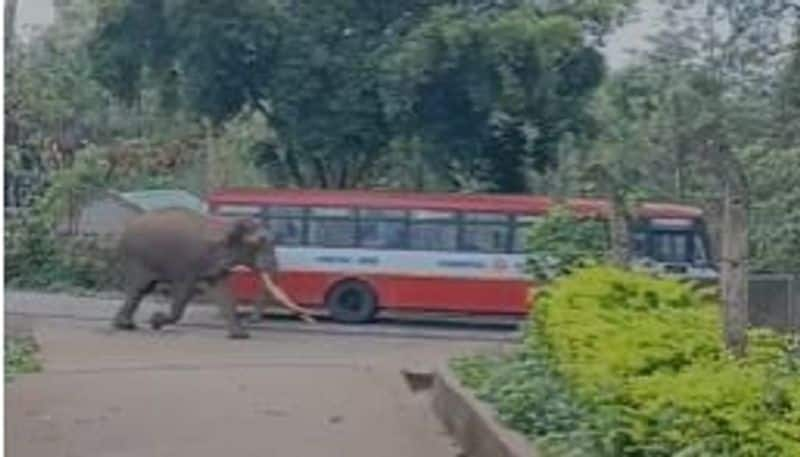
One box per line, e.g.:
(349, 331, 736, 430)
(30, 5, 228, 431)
(260, 273, 316, 323)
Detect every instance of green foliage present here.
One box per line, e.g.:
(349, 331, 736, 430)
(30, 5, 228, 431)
(5, 338, 41, 382)
(86, 0, 635, 191)
(525, 205, 609, 281)
(33, 153, 109, 226)
(454, 266, 800, 456)
(532, 267, 723, 394)
(4, 210, 63, 289)
(744, 146, 800, 272)
(4, 210, 118, 291)
(89, 0, 278, 123)
(382, 4, 607, 192)
(5, 155, 121, 291)
(578, 1, 800, 274)
(452, 345, 600, 456)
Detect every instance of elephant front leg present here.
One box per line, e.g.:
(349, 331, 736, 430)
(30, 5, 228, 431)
(248, 295, 269, 324)
(150, 281, 196, 331)
(210, 283, 249, 339)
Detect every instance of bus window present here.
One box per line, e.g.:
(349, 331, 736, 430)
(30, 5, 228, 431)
(511, 215, 541, 253)
(410, 224, 457, 250)
(308, 207, 356, 248)
(265, 205, 305, 246)
(462, 223, 508, 253)
(359, 219, 408, 249)
(511, 228, 527, 253)
(409, 210, 457, 251)
(269, 218, 303, 246)
(651, 232, 690, 263)
(693, 234, 709, 264)
(632, 232, 647, 258)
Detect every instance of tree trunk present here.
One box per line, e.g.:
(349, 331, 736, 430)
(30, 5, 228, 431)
(608, 191, 631, 267)
(701, 197, 724, 264)
(585, 163, 631, 267)
(720, 182, 749, 357)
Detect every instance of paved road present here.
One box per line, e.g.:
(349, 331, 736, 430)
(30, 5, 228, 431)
(5, 291, 515, 457)
(5, 291, 523, 342)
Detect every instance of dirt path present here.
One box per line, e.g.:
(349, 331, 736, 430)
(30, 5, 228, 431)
(5, 292, 509, 457)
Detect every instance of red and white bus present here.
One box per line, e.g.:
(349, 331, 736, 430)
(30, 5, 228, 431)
(207, 188, 717, 323)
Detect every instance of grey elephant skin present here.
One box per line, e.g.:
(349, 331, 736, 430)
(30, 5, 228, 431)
(111, 208, 274, 339)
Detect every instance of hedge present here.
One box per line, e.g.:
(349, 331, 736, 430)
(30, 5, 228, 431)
(453, 266, 800, 456)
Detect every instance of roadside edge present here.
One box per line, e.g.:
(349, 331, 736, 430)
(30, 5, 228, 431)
(431, 364, 537, 457)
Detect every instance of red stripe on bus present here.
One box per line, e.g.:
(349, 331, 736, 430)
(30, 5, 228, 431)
(208, 188, 703, 219)
(227, 270, 535, 315)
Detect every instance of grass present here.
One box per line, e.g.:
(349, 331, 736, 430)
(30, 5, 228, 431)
(5, 337, 42, 382)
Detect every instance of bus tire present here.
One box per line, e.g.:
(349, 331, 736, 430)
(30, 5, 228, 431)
(325, 280, 378, 324)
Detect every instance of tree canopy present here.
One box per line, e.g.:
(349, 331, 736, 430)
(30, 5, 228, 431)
(85, 0, 634, 190)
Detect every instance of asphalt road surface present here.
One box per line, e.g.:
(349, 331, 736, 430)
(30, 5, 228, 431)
(5, 291, 518, 457)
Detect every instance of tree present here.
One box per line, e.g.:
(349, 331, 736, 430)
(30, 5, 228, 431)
(381, 4, 610, 192)
(5, 0, 110, 173)
(591, 0, 800, 354)
(745, 146, 800, 273)
(87, 0, 635, 191)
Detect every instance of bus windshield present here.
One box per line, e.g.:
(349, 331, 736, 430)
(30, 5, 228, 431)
(633, 228, 712, 266)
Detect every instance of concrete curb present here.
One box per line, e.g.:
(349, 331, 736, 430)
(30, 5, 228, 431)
(431, 365, 536, 457)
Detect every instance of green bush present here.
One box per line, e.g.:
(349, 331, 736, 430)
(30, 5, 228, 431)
(536, 266, 800, 456)
(525, 205, 609, 281)
(5, 338, 41, 382)
(5, 154, 121, 291)
(454, 266, 800, 456)
(532, 266, 723, 397)
(5, 211, 119, 291)
(452, 344, 601, 456)
(5, 210, 66, 288)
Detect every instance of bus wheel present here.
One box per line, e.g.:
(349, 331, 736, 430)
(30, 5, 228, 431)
(326, 280, 378, 324)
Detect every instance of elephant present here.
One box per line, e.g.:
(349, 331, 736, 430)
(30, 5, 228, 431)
(111, 208, 314, 339)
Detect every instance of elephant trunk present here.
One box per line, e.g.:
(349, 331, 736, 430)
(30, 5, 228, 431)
(259, 272, 316, 323)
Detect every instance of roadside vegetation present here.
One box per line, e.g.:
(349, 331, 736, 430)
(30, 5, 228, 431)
(5, 338, 41, 382)
(453, 208, 800, 456)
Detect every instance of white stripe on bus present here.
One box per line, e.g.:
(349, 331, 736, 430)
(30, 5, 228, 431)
(271, 247, 718, 281)
(273, 247, 530, 280)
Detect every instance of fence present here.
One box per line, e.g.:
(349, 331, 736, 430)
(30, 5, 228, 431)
(749, 274, 799, 332)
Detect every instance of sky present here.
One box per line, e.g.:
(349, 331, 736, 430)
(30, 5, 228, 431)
(13, 0, 666, 71)
(13, 0, 55, 37)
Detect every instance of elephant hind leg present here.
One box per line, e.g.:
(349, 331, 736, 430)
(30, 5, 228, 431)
(113, 274, 157, 330)
(150, 281, 196, 330)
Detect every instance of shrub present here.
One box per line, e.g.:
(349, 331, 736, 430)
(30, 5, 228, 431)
(454, 266, 800, 456)
(5, 338, 41, 382)
(5, 210, 66, 288)
(531, 266, 723, 397)
(5, 211, 120, 291)
(525, 205, 609, 281)
(5, 154, 122, 291)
